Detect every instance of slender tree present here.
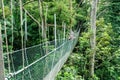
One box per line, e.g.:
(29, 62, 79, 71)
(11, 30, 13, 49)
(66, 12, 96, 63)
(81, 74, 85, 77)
(90, 0, 98, 78)
(69, 0, 72, 28)
(38, 0, 47, 40)
(0, 23, 5, 80)
(0, 0, 1, 7)
(0, 1, 4, 80)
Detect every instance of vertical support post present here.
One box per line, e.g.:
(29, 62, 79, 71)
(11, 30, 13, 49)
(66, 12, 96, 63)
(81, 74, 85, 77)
(2, 0, 11, 73)
(11, 0, 14, 48)
(38, 0, 44, 39)
(50, 14, 57, 76)
(24, 11, 33, 80)
(54, 14, 57, 48)
(19, 0, 24, 80)
(45, 5, 48, 40)
(0, 23, 5, 80)
(10, 0, 16, 76)
(19, 0, 24, 68)
(63, 23, 66, 40)
(25, 10, 27, 41)
(45, 5, 48, 54)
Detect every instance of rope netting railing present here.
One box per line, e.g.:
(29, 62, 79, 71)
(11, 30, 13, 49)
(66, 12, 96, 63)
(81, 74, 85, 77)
(5, 31, 79, 80)
(4, 39, 66, 73)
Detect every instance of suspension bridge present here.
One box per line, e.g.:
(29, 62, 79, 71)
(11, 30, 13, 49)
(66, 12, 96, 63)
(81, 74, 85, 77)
(0, 0, 80, 80)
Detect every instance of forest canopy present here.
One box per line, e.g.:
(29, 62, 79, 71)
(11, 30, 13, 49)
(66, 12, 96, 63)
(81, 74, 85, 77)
(0, 0, 120, 80)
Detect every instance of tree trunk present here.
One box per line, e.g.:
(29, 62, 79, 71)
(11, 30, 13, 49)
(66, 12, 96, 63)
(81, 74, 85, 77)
(0, 0, 1, 8)
(38, 0, 47, 41)
(0, 23, 5, 80)
(90, 0, 98, 78)
(69, 0, 72, 28)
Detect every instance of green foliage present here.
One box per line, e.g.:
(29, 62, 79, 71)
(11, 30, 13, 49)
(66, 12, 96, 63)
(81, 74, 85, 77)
(0, 6, 11, 18)
(81, 18, 120, 79)
(47, 0, 76, 27)
(57, 0, 120, 79)
(56, 53, 85, 80)
(57, 17, 120, 80)
(98, 0, 120, 47)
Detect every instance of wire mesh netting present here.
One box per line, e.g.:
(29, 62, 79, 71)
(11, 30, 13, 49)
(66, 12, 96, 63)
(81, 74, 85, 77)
(4, 39, 65, 72)
(4, 31, 79, 80)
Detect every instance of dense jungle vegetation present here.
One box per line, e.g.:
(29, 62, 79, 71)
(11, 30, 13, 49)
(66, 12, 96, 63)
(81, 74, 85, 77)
(56, 0, 120, 80)
(0, 0, 120, 80)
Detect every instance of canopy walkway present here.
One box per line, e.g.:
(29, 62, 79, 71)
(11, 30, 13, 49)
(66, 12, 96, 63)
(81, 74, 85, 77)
(0, 0, 80, 80)
(5, 32, 79, 80)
